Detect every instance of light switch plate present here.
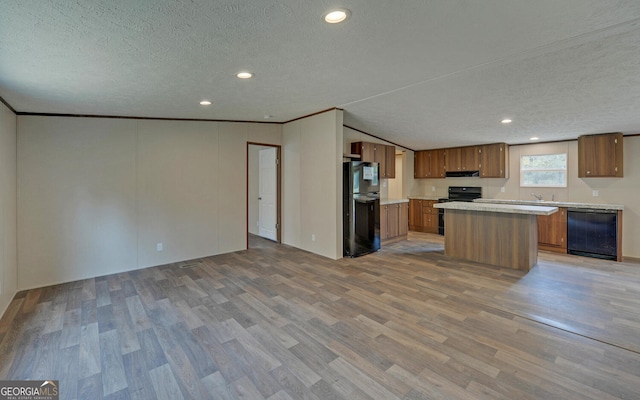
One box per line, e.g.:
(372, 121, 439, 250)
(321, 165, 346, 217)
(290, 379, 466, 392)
(157, 243, 163, 252)
(501, 187, 505, 193)
(592, 190, 599, 197)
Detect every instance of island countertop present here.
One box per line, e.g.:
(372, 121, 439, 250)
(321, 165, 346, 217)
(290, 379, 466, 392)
(473, 198, 624, 211)
(434, 201, 558, 216)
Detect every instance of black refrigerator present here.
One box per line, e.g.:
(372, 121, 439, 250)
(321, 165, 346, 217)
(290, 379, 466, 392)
(343, 161, 380, 257)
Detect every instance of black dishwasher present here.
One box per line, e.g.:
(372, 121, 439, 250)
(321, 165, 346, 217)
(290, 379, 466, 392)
(567, 208, 618, 260)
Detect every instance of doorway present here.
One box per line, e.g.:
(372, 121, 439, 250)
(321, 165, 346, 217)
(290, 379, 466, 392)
(247, 143, 281, 246)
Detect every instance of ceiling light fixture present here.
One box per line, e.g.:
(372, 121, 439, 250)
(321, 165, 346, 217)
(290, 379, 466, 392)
(236, 72, 253, 79)
(324, 9, 350, 24)
(530, 137, 539, 141)
(199, 100, 212, 106)
(501, 119, 512, 124)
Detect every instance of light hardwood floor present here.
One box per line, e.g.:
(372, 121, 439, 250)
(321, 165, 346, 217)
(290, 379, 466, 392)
(1, 232, 640, 399)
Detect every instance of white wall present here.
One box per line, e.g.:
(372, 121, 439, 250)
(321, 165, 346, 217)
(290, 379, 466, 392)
(410, 137, 640, 258)
(387, 154, 404, 199)
(283, 110, 343, 259)
(0, 103, 17, 317)
(17, 116, 281, 290)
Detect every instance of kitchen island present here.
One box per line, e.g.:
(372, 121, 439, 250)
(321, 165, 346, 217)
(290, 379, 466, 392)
(434, 202, 558, 271)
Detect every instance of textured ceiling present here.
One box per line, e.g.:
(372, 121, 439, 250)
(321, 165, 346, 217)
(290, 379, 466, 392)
(2, 0, 640, 150)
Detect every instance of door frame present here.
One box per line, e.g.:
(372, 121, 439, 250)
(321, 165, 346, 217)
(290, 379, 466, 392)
(246, 142, 282, 247)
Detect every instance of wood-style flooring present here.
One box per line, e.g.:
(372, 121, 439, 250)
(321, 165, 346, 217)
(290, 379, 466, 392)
(1, 232, 640, 399)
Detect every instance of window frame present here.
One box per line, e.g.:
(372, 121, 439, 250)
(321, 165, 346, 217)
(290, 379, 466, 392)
(519, 153, 567, 188)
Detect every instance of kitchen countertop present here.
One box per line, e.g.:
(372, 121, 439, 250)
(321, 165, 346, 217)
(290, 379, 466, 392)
(474, 199, 624, 211)
(407, 196, 441, 201)
(434, 201, 558, 216)
(380, 198, 410, 205)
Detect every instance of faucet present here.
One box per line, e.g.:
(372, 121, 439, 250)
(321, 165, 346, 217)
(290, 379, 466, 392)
(531, 193, 543, 201)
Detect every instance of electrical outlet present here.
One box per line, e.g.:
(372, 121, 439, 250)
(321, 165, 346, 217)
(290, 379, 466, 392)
(311, 234, 316, 242)
(156, 243, 163, 252)
(592, 190, 599, 197)
(431, 186, 436, 192)
(501, 187, 505, 193)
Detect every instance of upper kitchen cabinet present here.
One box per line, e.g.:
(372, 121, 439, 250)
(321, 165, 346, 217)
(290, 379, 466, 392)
(478, 143, 509, 178)
(384, 145, 396, 179)
(578, 132, 623, 177)
(414, 151, 429, 178)
(414, 149, 445, 179)
(430, 149, 446, 178)
(351, 141, 395, 179)
(445, 146, 479, 172)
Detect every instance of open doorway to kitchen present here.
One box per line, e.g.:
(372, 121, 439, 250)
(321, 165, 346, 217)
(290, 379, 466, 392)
(247, 143, 281, 248)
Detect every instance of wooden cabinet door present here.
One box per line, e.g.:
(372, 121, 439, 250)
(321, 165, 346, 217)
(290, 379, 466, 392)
(409, 199, 423, 228)
(387, 205, 399, 238)
(429, 149, 446, 178)
(578, 133, 623, 177)
(385, 145, 396, 179)
(445, 147, 462, 172)
(351, 142, 375, 162)
(461, 146, 479, 171)
(422, 200, 438, 233)
(538, 207, 567, 251)
(398, 203, 409, 236)
(373, 144, 386, 178)
(380, 205, 389, 240)
(414, 151, 429, 178)
(479, 143, 508, 178)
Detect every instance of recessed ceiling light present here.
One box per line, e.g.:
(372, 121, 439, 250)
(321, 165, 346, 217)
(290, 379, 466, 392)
(199, 100, 212, 106)
(236, 72, 253, 79)
(324, 9, 350, 24)
(530, 137, 539, 141)
(501, 119, 512, 124)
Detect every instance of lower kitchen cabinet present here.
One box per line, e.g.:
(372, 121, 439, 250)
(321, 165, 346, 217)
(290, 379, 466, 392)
(381, 202, 409, 243)
(408, 199, 438, 234)
(537, 207, 567, 253)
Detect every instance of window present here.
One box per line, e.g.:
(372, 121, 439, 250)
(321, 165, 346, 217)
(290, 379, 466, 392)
(520, 153, 567, 187)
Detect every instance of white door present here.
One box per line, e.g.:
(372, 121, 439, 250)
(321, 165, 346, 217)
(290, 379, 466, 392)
(258, 147, 278, 241)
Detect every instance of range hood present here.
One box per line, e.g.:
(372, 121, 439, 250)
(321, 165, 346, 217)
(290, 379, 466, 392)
(445, 170, 480, 178)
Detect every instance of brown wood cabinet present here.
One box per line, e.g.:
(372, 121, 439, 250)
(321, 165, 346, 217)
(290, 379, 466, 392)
(461, 146, 479, 171)
(445, 146, 479, 172)
(429, 149, 446, 178)
(444, 147, 462, 172)
(408, 199, 438, 233)
(538, 207, 567, 253)
(384, 145, 396, 179)
(478, 143, 508, 178)
(398, 202, 408, 236)
(381, 202, 408, 243)
(409, 199, 424, 227)
(417, 144, 506, 178)
(351, 141, 396, 179)
(414, 150, 445, 179)
(578, 132, 623, 177)
(414, 151, 429, 178)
